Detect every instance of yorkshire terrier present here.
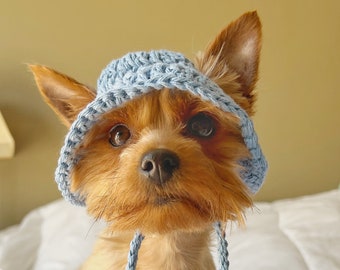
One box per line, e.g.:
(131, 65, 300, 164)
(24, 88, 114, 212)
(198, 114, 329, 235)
(30, 11, 267, 270)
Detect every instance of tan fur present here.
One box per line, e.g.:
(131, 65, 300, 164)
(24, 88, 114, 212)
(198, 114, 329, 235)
(30, 11, 262, 270)
(81, 229, 214, 270)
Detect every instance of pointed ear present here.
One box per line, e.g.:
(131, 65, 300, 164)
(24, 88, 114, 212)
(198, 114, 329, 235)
(30, 65, 96, 127)
(196, 11, 262, 115)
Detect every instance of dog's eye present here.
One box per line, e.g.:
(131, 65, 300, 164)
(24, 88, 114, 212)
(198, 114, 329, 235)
(187, 113, 215, 138)
(109, 124, 131, 147)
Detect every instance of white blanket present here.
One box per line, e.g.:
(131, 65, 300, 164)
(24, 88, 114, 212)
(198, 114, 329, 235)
(0, 190, 339, 270)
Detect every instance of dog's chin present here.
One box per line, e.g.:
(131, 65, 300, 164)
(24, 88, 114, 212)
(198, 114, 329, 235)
(107, 198, 213, 234)
(154, 196, 178, 206)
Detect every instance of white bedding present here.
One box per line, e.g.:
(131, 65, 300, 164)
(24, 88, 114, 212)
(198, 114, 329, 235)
(0, 189, 339, 270)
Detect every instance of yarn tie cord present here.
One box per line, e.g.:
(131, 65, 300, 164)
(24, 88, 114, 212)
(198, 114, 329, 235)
(126, 223, 229, 270)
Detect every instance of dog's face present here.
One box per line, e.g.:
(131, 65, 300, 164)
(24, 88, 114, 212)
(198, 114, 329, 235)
(72, 89, 251, 233)
(31, 11, 261, 234)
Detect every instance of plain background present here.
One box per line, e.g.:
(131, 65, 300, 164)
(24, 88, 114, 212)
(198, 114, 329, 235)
(1, 0, 339, 229)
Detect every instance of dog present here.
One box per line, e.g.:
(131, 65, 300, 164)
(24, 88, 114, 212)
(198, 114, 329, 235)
(30, 11, 267, 270)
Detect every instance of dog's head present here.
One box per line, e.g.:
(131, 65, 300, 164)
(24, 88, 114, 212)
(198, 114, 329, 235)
(31, 11, 266, 233)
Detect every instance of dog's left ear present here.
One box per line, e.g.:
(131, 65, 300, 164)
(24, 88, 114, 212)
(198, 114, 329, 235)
(30, 65, 96, 127)
(196, 11, 262, 115)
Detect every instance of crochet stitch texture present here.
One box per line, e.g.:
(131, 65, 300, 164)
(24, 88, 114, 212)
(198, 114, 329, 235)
(55, 50, 268, 270)
(56, 50, 267, 206)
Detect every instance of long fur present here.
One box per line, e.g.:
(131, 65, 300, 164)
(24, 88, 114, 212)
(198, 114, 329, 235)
(31, 11, 262, 270)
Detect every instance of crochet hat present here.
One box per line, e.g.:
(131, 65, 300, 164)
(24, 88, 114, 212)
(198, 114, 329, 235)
(55, 50, 268, 270)
(56, 50, 267, 206)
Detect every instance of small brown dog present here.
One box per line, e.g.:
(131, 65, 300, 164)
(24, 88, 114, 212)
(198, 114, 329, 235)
(31, 11, 266, 270)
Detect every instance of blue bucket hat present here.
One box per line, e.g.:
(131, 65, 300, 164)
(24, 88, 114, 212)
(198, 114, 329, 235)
(56, 50, 267, 206)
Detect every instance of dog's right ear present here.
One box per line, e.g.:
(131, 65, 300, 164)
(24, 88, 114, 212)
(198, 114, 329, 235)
(195, 11, 262, 116)
(30, 65, 96, 127)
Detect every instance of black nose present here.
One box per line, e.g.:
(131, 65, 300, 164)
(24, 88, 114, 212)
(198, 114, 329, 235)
(140, 149, 180, 186)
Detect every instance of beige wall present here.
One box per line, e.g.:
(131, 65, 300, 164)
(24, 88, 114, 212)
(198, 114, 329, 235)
(1, 0, 339, 229)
